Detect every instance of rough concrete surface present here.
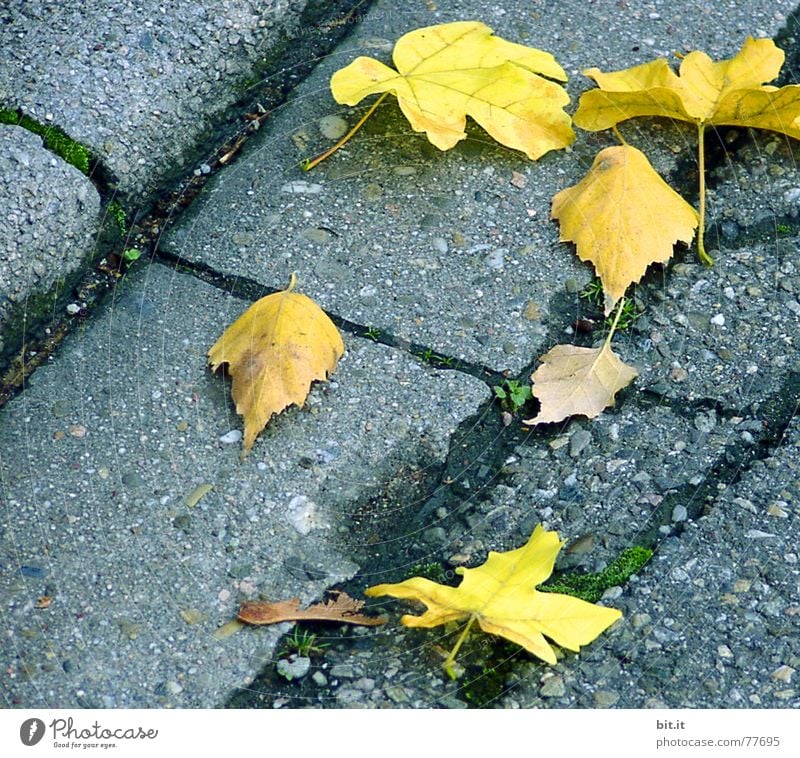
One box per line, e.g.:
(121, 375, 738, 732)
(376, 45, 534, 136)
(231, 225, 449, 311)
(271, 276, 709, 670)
(0, 125, 100, 358)
(1, 0, 800, 713)
(0, 0, 357, 199)
(0, 263, 487, 707)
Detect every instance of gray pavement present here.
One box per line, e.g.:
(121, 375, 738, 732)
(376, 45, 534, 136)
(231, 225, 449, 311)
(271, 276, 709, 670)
(1, 0, 800, 710)
(0, 0, 359, 366)
(0, 126, 100, 359)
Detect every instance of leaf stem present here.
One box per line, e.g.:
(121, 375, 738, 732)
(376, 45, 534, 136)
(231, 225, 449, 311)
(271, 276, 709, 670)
(302, 93, 389, 171)
(611, 125, 627, 146)
(696, 122, 713, 266)
(443, 615, 476, 679)
(604, 295, 626, 349)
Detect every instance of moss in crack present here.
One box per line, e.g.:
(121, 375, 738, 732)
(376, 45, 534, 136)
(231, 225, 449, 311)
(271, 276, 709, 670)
(0, 108, 91, 175)
(106, 200, 128, 236)
(540, 546, 653, 603)
(0, 276, 68, 371)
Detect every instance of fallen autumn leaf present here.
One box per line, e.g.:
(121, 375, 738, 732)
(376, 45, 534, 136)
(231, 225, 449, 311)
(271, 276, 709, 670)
(366, 525, 622, 676)
(208, 274, 344, 452)
(329, 20, 574, 160)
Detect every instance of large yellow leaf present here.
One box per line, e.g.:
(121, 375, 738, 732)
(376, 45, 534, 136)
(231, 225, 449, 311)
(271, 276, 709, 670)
(574, 37, 800, 137)
(552, 144, 698, 313)
(366, 525, 621, 669)
(208, 277, 344, 452)
(330, 21, 574, 160)
(523, 343, 638, 426)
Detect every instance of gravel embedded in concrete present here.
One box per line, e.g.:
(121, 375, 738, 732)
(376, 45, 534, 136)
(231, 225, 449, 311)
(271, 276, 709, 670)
(0, 0, 354, 199)
(0, 262, 488, 707)
(0, 125, 100, 359)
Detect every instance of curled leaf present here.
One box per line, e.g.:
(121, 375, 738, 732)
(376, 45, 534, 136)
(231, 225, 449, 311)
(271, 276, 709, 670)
(238, 591, 386, 627)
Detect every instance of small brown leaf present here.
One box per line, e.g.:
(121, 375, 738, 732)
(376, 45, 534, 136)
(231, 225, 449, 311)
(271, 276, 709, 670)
(238, 590, 386, 627)
(524, 343, 637, 426)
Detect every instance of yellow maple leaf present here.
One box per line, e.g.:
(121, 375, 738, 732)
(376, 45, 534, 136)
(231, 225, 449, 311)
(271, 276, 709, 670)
(552, 144, 698, 314)
(366, 525, 621, 676)
(523, 342, 638, 426)
(574, 37, 800, 135)
(573, 38, 800, 265)
(208, 275, 344, 452)
(330, 21, 574, 160)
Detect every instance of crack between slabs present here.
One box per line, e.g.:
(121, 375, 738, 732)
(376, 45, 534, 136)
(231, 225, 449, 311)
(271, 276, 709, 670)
(151, 249, 504, 385)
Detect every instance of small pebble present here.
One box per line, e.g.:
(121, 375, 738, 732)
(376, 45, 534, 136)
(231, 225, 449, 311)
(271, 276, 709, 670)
(569, 429, 591, 458)
(539, 675, 565, 697)
(672, 505, 688, 523)
(594, 690, 619, 707)
(219, 430, 242, 444)
(121, 471, 145, 489)
(276, 656, 311, 681)
(318, 115, 348, 140)
(281, 180, 322, 194)
(771, 665, 794, 683)
(302, 228, 331, 244)
(485, 248, 505, 270)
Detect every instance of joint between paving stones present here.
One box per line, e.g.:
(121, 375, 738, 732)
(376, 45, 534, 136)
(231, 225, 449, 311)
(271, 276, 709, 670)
(0, 106, 93, 176)
(151, 248, 504, 384)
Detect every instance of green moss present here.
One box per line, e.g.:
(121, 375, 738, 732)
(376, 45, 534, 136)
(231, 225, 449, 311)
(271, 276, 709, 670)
(0, 108, 91, 175)
(540, 546, 653, 602)
(409, 561, 449, 583)
(107, 201, 128, 235)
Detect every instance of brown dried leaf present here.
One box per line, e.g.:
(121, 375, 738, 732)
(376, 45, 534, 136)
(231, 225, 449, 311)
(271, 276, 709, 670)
(523, 342, 637, 426)
(238, 590, 386, 627)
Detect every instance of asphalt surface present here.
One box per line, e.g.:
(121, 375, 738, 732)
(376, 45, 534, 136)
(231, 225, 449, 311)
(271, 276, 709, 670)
(1, 0, 799, 709)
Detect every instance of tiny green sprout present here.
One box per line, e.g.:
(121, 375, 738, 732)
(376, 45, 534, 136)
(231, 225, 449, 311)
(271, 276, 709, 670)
(493, 379, 532, 413)
(777, 223, 791, 235)
(421, 347, 435, 362)
(579, 278, 605, 308)
(437, 355, 455, 367)
(580, 279, 641, 331)
(279, 627, 329, 658)
(410, 561, 448, 582)
(122, 248, 142, 265)
(107, 201, 128, 235)
(610, 297, 642, 331)
(365, 325, 381, 341)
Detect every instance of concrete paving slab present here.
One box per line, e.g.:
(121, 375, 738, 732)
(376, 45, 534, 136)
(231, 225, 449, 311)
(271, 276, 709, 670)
(162, 0, 797, 375)
(3, 0, 800, 714)
(0, 0, 360, 200)
(498, 415, 800, 708)
(0, 125, 100, 362)
(0, 261, 488, 707)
